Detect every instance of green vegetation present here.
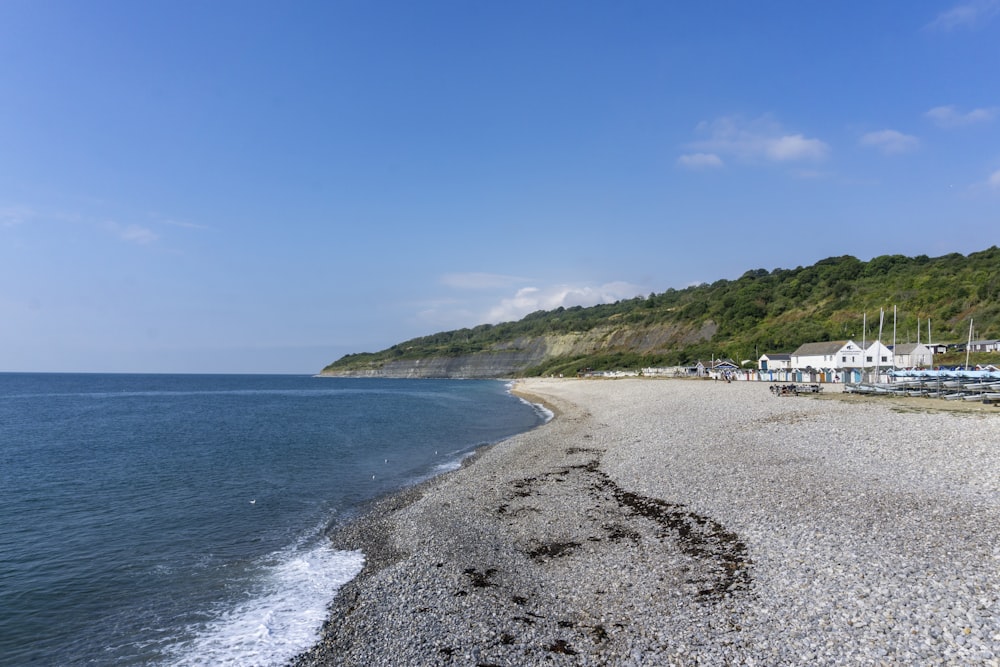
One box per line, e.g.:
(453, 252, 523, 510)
(323, 247, 1000, 376)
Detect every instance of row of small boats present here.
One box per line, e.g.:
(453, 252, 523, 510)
(845, 374, 1000, 404)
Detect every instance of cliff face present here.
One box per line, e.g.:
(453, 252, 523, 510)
(319, 322, 713, 378)
(318, 351, 541, 379)
(319, 336, 556, 378)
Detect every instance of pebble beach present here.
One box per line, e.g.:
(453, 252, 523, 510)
(294, 378, 1000, 666)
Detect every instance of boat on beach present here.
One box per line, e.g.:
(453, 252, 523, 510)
(847, 368, 1000, 405)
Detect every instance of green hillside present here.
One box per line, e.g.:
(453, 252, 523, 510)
(323, 247, 1000, 376)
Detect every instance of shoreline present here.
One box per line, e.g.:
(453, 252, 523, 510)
(294, 378, 1000, 665)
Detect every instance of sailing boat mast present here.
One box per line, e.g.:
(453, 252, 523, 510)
(861, 312, 867, 372)
(965, 319, 974, 370)
(875, 308, 885, 381)
(892, 306, 897, 369)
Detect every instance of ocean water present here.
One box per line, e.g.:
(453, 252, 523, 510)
(0, 374, 548, 666)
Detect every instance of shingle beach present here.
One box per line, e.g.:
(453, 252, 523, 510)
(294, 378, 1000, 666)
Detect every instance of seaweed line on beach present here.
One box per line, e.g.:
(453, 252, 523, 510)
(293, 431, 755, 666)
(507, 447, 752, 601)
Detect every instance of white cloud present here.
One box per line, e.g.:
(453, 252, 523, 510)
(859, 129, 920, 154)
(416, 278, 647, 330)
(789, 168, 830, 180)
(484, 281, 645, 323)
(121, 224, 159, 244)
(439, 272, 530, 289)
(926, 0, 1000, 30)
(162, 218, 209, 230)
(925, 105, 998, 127)
(413, 298, 479, 331)
(764, 134, 828, 161)
(105, 221, 159, 245)
(677, 152, 724, 169)
(989, 169, 1000, 189)
(686, 115, 829, 164)
(0, 205, 36, 228)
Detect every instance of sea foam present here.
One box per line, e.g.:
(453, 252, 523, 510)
(166, 542, 364, 666)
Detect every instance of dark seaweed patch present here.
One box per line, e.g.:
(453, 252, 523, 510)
(546, 639, 577, 654)
(608, 485, 752, 599)
(590, 624, 609, 643)
(565, 446, 602, 454)
(527, 541, 581, 560)
(463, 567, 498, 588)
(604, 522, 641, 542)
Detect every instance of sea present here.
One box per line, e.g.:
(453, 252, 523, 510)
(0, 373, 549, 666)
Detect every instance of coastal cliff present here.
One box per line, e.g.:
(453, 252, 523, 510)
(321, 249, 1000, 378)
(317, 351, 541, 379)
(319, 321, 716, 378)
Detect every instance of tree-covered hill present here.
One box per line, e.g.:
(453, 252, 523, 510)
(322, 247, 1000, 377)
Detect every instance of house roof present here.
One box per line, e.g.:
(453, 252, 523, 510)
(791, 340, 850, 356)
(889, 343, 929, 354)
(759, 353, 791, 360)
(695, 358, 738, 369)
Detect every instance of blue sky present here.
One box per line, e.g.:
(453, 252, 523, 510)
(2, 1, 998, 373)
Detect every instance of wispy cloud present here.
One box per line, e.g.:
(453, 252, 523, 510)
(860, 129, 920, 154)
(989, 169, 1000, 189)
(685, 115, 829, 164)
(484, 281, 644, 323)
(925, 105, 998, 127)
(439, 272, 530, 289)
(3, 202, 183, 245)
(926, 0, 1000, 30)
(105, 221, 160, 245)
(676, 152, 724, 169)
(789, 168, 831, 180)
(414, 280, 647, 331)
(162, 218, 209, 231)
(0, 205, 36, 228)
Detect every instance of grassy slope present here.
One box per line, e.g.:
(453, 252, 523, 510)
(323, 247, 1000, 376)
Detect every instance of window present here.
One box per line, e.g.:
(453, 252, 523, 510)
(866, 356, 873, 362)
(881, 356, 888, 362)
(842, 356, 846, 362)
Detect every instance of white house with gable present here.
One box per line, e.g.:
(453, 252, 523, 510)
(864, 341, 894, 369)
(890, 342, 933, 368)
(790, 340, 864, 370)
(757, 353, 792, 371)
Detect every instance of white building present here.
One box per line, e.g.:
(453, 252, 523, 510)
(864, 341, 894, 369)
(970, 339, 1000, 352)
(757, 353, 791, 371)
(790, 340, 864, 370)
(890, 342, 933, 368)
